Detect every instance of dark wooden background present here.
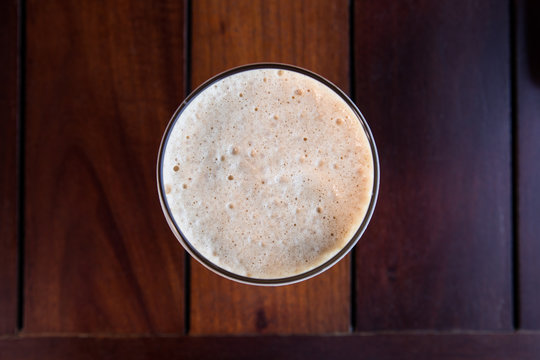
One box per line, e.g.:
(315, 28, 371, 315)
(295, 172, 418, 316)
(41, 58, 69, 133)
(1, 0, 539, 358)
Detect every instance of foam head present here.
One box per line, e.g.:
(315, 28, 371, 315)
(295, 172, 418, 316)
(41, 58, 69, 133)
(159, 65, 377, 283)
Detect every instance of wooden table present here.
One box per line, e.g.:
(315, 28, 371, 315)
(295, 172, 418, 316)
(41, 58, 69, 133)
(1, 0, 539, 358)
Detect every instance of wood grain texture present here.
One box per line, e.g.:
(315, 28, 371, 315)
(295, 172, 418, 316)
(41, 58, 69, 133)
(0, 0, 18, 335)
(354, 0, 512, 330)
(1, 334, 540, 360)
(517, 0, 540, 329)
(190, 0, 351, 334)
(24, 0, 186, 333)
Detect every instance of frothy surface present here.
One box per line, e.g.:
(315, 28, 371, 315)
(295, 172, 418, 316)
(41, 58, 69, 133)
(162, 68, 374, 279)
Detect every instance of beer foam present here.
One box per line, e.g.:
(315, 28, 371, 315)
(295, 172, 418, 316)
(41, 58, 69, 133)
(162, 68, 374, 279)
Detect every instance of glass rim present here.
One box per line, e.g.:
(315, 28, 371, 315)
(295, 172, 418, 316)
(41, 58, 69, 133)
(156, 62, 380, 286)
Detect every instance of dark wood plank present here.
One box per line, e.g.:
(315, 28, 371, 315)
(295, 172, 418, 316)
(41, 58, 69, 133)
(24, 0, 186, 333)
(0, 0, 18, 335)
(190, 0, 351, 334)
(354, 0, 512, 330)
(1, 334, 540, 360)
(517, 0, 540, 329)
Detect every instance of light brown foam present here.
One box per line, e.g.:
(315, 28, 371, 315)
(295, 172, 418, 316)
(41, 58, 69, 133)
(163, 68, 374, 279)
